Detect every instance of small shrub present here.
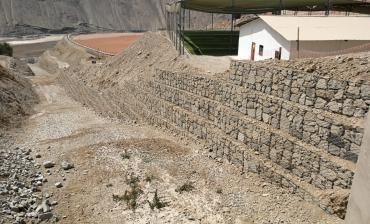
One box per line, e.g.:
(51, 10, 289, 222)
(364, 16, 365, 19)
(145, 174, 155, 183)
(120, 150, 130, 160)
(148, 190, 168, 210)
(122, 187, 143, 210)
(175, 182, 194, 193)
(216, 188, 223, 194)
(113, 174, 143, 210)
(126, 173, 140, 186)
(113, 194, 125, 202)
(0, 43, 13, 56)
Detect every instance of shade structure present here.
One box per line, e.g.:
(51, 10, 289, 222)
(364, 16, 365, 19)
(181, 0, 370, 14)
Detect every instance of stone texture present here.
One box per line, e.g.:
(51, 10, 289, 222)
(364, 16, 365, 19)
(107, 61, 370, 219)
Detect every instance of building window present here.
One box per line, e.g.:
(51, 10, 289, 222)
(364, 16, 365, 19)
(259, 45, 264, 56)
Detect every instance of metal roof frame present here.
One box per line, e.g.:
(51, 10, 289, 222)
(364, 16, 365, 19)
(181, 0, 370, 14)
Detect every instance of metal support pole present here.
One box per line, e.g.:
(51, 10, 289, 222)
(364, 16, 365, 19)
(279, 0, 283, 15)
(177, 4, 181, 54)
(188, 9, 191, 29)
(182, 5, 185, 55)
(212, 13, 214, 30)
(172, 12, 174, 42)
(297, 27, 300, 58)
(175, 10, 178, 50)
(325, 0, 331, 16)
(166, 11, 169, 39)
(227, 0, 236, 55)
(229, 14, 234, 55)
(170, 12, 173, 42)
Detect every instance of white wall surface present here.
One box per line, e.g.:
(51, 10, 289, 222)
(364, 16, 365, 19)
(238, 19, 291, 61)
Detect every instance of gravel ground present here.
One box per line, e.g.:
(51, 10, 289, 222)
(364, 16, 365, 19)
(0, 132, 58, 224)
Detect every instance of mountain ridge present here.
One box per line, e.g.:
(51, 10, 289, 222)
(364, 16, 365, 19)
(0, 0, 167, 36)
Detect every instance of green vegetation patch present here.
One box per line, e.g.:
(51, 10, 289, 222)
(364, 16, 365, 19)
(0, 43, 13, 57)
(183, 31, 239, 56)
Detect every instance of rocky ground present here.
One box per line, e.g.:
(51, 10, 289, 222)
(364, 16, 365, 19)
(4, 31, 367, 223)
(0, 58, 344, 223)
(0, 132, 59, 224)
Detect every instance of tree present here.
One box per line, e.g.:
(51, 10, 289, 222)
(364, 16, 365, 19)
(0, 43, 13, 56)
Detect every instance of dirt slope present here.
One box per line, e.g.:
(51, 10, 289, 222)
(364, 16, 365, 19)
(0, 64, 38, 128)
(77, 32, 202, 89)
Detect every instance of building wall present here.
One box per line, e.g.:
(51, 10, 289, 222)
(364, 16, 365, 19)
(238, 20, 370, 61)
(238, 19, 291, 61)
(290, 40, 370, 59)
(345, 112, 370, 224)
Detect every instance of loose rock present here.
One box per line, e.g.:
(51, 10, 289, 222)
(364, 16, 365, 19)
(43, 161, 55, 169)
(61, 161, 74, 170)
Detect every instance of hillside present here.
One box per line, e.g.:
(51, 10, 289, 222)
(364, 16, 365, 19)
(0, 0, 167, 36)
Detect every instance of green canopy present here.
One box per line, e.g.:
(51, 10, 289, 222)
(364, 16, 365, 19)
(181, 0, 370, 14)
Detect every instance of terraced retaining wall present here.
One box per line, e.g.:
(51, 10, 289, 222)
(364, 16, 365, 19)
(129, 61, 368, 218)
(58, 59, 369, 219)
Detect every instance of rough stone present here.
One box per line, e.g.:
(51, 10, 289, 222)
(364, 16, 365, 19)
(314, 98, 327, 109)
(55, 182, 63, 188)
(43, 161, 55, 169)
(316, 79, 327, 89)
(38, 212, 53, 221)
(61, 161, 74, 170)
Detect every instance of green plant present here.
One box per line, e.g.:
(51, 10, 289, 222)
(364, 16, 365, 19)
(122, 187, 142, 210)
(148, 190, 168, 210)
(120, 150, 130, 160)
(113, 194, 125, 202)
(216, 188, 223, 194)
(126, 173, 140, 186)
(145, 174, 155, 183)
(175, 182, 194, 193)
(0, 43, 13, 57)
(116, 174, 143, 210)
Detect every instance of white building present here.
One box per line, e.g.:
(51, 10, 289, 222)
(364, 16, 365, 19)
(237, 16, 370, 61)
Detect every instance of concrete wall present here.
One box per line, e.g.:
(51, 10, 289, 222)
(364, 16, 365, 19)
(238, 19, 291, 61)
(345, 112, 370, 224)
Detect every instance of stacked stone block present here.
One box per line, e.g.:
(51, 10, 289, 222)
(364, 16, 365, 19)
(147, 78, 355, 191)
(119, 62, 369, 218)
(229, 62, 370, 118)
(156, 70, 365, 162)
(63, 61, 367, 218)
